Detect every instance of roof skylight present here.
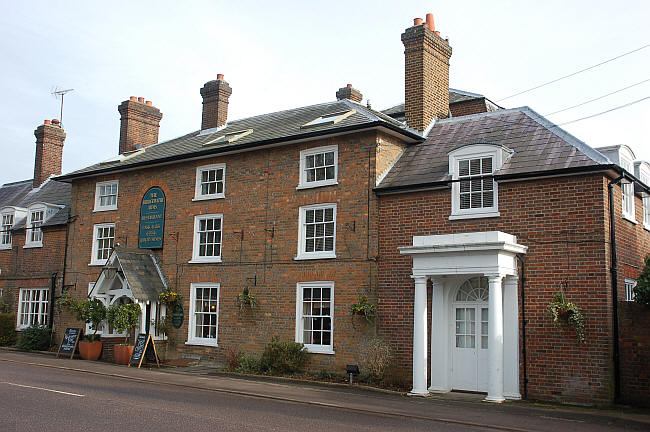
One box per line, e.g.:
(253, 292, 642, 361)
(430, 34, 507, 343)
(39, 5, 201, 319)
(301, 110, 356, 129)
(203, 129, 254, 146)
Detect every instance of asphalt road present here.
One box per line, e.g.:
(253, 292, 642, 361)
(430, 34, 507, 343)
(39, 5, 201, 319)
(0, 357, 648, 432)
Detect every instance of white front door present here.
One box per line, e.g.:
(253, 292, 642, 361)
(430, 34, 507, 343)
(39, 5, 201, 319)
(451, 277, 489, 392)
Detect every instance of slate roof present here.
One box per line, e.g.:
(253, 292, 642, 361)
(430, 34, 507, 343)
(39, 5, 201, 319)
(377, 107, 611, 191)
(58, 99, 420, 180)
(0, 178, 71, 229)
(382, 89, 490, 118)
(112, 249, 167, 302)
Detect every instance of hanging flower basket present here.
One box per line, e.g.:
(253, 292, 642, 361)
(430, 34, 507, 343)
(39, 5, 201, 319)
(158, 289, 182, 307)
(548, 293, 585, 343)
(350, 294, 376, 323)
(237, 287, 258, 311)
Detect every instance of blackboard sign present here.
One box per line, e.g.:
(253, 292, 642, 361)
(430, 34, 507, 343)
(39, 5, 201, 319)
(57, 328, 82, 359)
(138, 187, 165, 249)
(128, 334, 160, 368)
(171, 303, 184, 329)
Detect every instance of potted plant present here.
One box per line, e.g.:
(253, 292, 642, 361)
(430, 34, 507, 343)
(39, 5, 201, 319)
(107, 302, 142, 364)
(548, 293, 585, 343)
(350, 294, 377, 323)
(158, 288, 182, 308)
(69, 298, 107, 360)
(236, 287, 258, 311)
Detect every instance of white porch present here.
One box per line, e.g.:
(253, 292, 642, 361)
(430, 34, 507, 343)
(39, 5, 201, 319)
(399, 231, 527, 402)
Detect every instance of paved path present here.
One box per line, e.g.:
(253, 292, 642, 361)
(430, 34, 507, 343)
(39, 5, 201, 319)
(0, 350, 648, 431)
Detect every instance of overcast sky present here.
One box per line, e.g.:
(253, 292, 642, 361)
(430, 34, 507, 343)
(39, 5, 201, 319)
(1, 0, 648, 186)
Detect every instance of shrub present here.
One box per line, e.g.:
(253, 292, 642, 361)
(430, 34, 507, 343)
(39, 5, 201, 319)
(225, 347, 242, 371)
(17, 325, 51, 351)
(0, 313, 17, 346)
(359, 338, 393, 381)
(634, 255, 650, 306)
(259, 338, 309, 374)
(236, 352, 261, 374)
(107, 303, 142, 344)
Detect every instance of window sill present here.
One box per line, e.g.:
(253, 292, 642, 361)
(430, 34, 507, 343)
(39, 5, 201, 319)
(294, 253, 336, 261)
(93, 207, 118, 213)
(89, 261, 108, 267)
(622, 214, 638, 224)
(304, 346, 335, 355)
(188, 258, 222, 264)
(23, 243, 43, 249)
(0, 245, 11, 250)
(449, 211, 500, 220)
(185, 340, 218, 347)
(296, 181, 338, 190)
(192, 195, 225, 202)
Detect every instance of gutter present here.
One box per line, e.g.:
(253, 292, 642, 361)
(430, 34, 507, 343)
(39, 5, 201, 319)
(56, 121, 423, 182)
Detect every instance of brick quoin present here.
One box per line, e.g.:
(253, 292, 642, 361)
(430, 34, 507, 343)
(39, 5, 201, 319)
(377, 174, 649, 405)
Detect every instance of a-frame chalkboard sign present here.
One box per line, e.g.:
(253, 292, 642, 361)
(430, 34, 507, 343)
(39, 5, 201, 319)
(128, 334, 160, 368)
(57, 328, 82, 359)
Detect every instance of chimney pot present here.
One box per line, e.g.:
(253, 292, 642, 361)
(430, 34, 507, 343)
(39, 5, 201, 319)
(414, 18, 423, 26)
(146, 100, 152, 106)
(425, 13, 435, 31)
(44, 119, 51, 125)
(217, 74, 224, 80)
(130, 96, 137, 101)
(347, 83, 352, 88)
(137, 97, 145, 103)
(52, 119, 60, 125)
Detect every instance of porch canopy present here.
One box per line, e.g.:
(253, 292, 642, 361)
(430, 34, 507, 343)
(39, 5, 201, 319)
(399, 231, 527, 402)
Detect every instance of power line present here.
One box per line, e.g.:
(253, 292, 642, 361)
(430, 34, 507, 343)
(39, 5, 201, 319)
(545, 78, 650, 116)
(496, 44, 650, 102)
(557, 97, 650, 126)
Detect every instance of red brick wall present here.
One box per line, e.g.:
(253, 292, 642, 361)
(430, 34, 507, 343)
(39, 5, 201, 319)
(377, 174, 619, 404)
(618, 302, 650, 407)
(450, 99, 488, 117)
(33, 123, 65, 188)
(58, 130, 391, 370)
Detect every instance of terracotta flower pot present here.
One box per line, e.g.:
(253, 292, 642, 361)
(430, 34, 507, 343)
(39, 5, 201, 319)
(114, 344, 134, 365)
(78, 341, 102, 361)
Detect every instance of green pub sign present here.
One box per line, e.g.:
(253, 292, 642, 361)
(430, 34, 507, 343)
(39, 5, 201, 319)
(139, 187, 165, 249)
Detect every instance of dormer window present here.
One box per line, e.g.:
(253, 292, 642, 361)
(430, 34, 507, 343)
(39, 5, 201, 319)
(620, 156, 635, 223)
(25, 206, 45, 248)
(448, 144, 512, 220)
(0, 210, 14, 249)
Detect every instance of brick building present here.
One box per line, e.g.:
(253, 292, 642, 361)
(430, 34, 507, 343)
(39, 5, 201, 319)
(0, 119, 71, 334)
(51, 13, 649, 405)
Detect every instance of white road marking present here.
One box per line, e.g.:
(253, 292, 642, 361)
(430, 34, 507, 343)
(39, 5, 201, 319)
(1, 381, 85, 397)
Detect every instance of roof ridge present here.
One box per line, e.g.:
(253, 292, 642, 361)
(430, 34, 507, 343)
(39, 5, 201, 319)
(1, 179, 32, 187)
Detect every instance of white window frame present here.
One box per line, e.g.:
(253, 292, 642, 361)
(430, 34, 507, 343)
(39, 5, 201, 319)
(296, 203, 337, 260)
(190, 214, 223, 263)
(638, 169, 650, 230)
(24, 206, 45, 248)
(295, 281, 334, 354)
(0, 210, 14, 250)
(625, 278, 637, 302)
(193, 163, 226, 201)
(17, 287, 49, 329)
(90, 223, 115, 266)
(186, 282, 220, 346)
(94, 180, 119, 212)
(297, 145, 338, 189)
(449, 144, 510, 220)
(620, 157, 636, 223)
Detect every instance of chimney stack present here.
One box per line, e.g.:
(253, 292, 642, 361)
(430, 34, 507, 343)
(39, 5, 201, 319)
(33, 119, 66, 188)
(200, 74, 232, 130)
(117, 97, 163, 154)
(336, 84, 363, 103)
(401, 13, 452, 131)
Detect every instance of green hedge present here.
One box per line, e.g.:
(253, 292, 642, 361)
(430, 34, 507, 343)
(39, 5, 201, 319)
(260, 338, 309, 374)
(0, 313, 17, 346)
(17, 325, 51, 351)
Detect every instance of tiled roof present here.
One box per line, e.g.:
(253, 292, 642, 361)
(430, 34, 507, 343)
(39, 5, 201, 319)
(58, 99, 419, 180)
(0, 178, 71, 228)
(114, 248, 167, 302)
(377, 107, 610, 190)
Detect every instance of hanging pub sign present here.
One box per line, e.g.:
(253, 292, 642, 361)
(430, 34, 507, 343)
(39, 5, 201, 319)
(139, 187, 165, 249)
(171, 303, 184, 329)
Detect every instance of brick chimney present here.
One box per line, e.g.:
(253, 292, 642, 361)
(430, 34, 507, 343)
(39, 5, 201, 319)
(336, 84, 363, 103)
(401, 13, 452, 131)
(33, 119, 66, 188)
(118, 97, 163, 154)
(200, 74, 232, 130)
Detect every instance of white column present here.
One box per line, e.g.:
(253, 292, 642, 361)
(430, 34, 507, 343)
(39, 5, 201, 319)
(429, 277, 448, 392)
(503, 275, 521, 399)
(409, 275, 429, 396)
(486, 274, 505, 402)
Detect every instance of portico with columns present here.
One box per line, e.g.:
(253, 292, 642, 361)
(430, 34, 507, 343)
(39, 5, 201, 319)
(399, 231, 527, 402)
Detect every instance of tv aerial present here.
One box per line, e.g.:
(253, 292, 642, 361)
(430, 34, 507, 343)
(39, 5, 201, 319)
(51, 87, 74, 128)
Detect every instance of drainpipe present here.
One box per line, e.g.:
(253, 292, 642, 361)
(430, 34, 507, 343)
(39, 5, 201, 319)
(608, 175, 624, 403)
(49, 272, 57, 328)
(516, 255, 528, 400)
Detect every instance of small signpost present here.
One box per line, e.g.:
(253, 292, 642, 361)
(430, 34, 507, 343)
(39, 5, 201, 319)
(128, 333, 160, 368)
(57, 328, 82, 359)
